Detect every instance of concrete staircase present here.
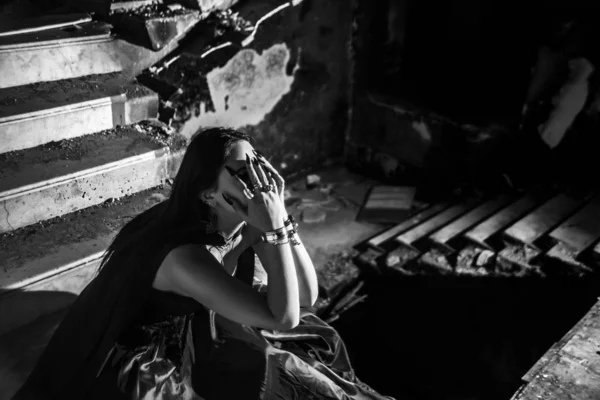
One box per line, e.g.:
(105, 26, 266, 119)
(0, 2, 208, 397)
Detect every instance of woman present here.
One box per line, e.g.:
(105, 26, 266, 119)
(14, 128, 393, 400)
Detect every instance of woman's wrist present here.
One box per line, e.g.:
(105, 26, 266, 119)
(265, 212, 287, 231)
(260, 214, 299, 246)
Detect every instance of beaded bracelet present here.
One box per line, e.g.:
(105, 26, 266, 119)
(287, 228, 302, 246)
(283, 215, 299, 230)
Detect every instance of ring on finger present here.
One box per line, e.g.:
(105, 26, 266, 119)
(252, 183, 263, 192)
(243, 188, 254, 199)
(262, 184, 275, 192)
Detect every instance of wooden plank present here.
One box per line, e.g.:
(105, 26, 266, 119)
(545, 242, 594, 276)
(504, 193, 587, 247)
(394, 200, 479, 249)
(549, 195, 600, 254)
(365, 202, 450, 249)
(463, 187, 554, 249)
(429, 195, 513, 251)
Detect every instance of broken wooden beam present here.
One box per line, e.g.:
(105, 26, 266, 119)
(548, 194, 600, 255)
(496, 244, 543, 276)
(417, 248, 455, 275)
(428, 195, 513, 253)
(393, 199, 480, 251)
(544, 242, 595, 276)
(503, 193, 587, 248)
(360, 202, 450, 251)
(463, 187, 555, 250)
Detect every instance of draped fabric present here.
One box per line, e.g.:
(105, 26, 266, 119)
(12, 228, 224, 400)
(14, 230, 394, 400)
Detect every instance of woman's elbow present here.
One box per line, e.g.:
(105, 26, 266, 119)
(276, 313, 300, 330)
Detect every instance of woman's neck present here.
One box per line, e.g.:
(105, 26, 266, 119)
(215, 209, 245, 240)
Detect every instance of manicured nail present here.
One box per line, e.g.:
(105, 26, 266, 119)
(245, 154, 251, 163)
(225, 166, 236, 176)
(252, 157, 259, 166)
(222, 193, 233, 205)
(253, 149, 266, 159)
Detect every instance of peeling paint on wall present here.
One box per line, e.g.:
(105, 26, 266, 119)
(180, 43, 298, 138)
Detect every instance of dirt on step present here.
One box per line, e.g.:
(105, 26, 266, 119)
(0, 123, 186, 190)
(0, 73, 153, 118)
(0, 186, 171, 269)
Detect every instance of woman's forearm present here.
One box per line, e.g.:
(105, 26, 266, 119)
(254, 241, 300, 328)
(289, 234, 319, 308)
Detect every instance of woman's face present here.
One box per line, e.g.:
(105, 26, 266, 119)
(210, 140, 256, 215)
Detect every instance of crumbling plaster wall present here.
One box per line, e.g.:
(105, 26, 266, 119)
(166, 0, 353, 175)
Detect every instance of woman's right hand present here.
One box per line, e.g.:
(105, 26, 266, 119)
(224, 155, 287, 232)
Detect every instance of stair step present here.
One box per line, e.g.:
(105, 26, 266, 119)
(68, 0, 206, 17)
(0, 123, 183, 233)
(83, 0, 159, 16)
(0, 12, 92, 37)
(0, 73, 158, 153)
(0, 184, 173, 336)
(108, 5, 201, 51)
(0, 20, 183, 89)
(160, 0, 238, 13)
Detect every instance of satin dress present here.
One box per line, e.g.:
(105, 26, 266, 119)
(86, 235, 394, 400)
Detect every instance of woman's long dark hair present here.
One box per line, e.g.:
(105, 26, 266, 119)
(13, 127, 253, 400)
(97, 127, 251, 273)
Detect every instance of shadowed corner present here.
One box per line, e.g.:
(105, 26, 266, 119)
(0, 289, 76, 400)
(330, 269, 600, 400)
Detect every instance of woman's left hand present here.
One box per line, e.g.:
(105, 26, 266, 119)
(253, 150, 286, 205)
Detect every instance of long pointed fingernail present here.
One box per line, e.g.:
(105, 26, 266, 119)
(252, 157, 259, 166)
(253, 149, 266, 159)
(225, 166, 236, 176)
(245, 154, 251, 163)
(222, 193, 233, 205)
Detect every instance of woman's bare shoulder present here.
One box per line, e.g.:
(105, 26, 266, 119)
(153, 243, 214, 291)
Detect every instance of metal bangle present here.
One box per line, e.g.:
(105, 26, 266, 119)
(261, 226, 287, 243)
(270, 237, 290, 246)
